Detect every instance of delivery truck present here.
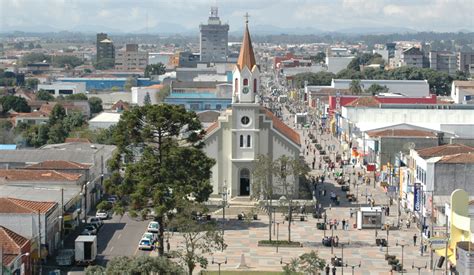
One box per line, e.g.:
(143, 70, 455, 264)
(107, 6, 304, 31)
(74, 235, 97, 265)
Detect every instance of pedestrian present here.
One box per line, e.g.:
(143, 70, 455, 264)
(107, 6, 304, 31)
(386, 207, 390, 216)
(335, 235, 339, 246)
(413, 234, 417, 246)
(406, 220, 411, 229)
(332, 265, 337, 275)
(342, 219, 346, 230)
(325, 264, 330, 275)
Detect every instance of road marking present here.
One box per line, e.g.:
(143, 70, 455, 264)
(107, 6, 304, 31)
(110, 246, 114, 252)
(133, 245, 139, 256)
(117, 233, 122, 240)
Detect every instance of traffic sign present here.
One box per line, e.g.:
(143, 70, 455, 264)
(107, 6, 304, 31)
(429, 237, 448, 249)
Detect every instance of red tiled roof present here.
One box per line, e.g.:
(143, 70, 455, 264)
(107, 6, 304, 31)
(417, 144, 474, 158)
(367, 129, 437, 138)
(0, 169, 82, 181)
(262, 108, 300, 146)
(438, 153, 474, 164)
(0, 198, 56, 214)
(65, 138, 91, 143)
(345, 96, 381, 107)
(25, 160, 90, 170)
(205, 121, 219, 135)
(0, 226, 29, 258)
(11, 111, 49, 118)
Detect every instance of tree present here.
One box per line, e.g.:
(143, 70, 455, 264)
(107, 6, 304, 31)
(51, 55, 84, 68)
(25, 78, 39, 90)
(310, 52, 326, 64)
(366, 84, 389, 95)
(156, 85, 171, 102)
(49, 104, 66, 125)
(48, 122, 68, 144)
(251, 154, 274, 241)
(282, 251, 326, 275)
(88, 97, 103, 114)
(65, 93, 88, 101)
(111, 104, 215, 256)
(0, 95, 31, 113)
(124, 77, 138, 92)
(36, 89, 55, 101)
(170, 201, 226, 275)
(293, 71, 336, 88)
(144, 92, 151, 105)
(349, 79, 363, 95)
(273, 155, 309, 242)
(85, 255, 183, 275)
(144, 63, 166, 77)
(20, 53, 50, 66)
(335, 69, 364, 80)
(63, 112, 85, 131)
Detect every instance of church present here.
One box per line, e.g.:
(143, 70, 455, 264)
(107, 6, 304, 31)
(203, 19, 301, 198)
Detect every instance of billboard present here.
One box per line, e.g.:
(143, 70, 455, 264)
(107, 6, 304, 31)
(414, 183, 421, 212)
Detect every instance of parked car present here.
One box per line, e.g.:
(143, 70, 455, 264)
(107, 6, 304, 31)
(147, 221, 159, 233)
(82, 225, 97, 235)
(138, 238, 153, 250)
(142, 232, 157, 243)
(107, 195, 118, 204)
(88, 217, 103, 229)
(96, 210, 109, 220)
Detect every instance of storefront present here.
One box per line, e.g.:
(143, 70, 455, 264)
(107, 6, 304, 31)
(357, 207, 385, 229)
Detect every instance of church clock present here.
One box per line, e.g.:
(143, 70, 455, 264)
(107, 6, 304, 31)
(242, 87, 250, 94)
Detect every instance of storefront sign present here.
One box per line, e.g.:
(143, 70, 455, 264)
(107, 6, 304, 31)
(429, 237, 448, 249)
(414, 183, 421, 212)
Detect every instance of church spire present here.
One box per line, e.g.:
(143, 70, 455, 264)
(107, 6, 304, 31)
(237, 13, 256, 71)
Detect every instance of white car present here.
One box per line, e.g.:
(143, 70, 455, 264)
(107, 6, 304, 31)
(142, 232, 157, 243)
(88, 217, 103, 228)
(147, 221, 159, 233)
(138, 238, 153, 250)
(96, 210, 109, 220)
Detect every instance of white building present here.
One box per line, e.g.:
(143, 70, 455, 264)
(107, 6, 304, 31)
(37, 82, 86, 97)
(451, 80, 474, 104)
(88, 112, 122, 129)
(131, 84, 164, 106)
(203, 22, 301, 198)
(325, 56, 354, 74)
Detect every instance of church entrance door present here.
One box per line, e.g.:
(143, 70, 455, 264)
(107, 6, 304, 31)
(239, 168, 250, 196)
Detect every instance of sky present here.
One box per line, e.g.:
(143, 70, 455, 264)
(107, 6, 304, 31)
(1, 0, 473, 33)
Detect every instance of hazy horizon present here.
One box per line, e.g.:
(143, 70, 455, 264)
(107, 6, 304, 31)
(1, 0, 473, 34)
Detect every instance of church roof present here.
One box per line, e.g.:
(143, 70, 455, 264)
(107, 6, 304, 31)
(261, 108, 300, 146)
(237, 23, 257, 71)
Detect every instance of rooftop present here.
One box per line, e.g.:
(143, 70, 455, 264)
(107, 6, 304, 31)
(261, 108, 300, 146)
(0, 197, 57, 214)
(345, 97, 381, 107)
(0, 226, 29, 266)
(453, 80, 474, 87)
(0, 169, 82, 181)
(89, 112, 122, 123)
(25, 160, 90, 170)
(417, 144, 474, 159)
(438, 153, 474, 164)
(367, 129, 438, 138)
(236, 23, 257, 71)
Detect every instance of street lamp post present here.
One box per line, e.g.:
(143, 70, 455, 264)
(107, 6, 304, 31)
(385, 224, 390, 256)
(211, 257, 227, 275)
(276, 222, 280, 253)
(412, 262, 427, 275)
(345, 261, 361, 275)
(396, 241, 407, 273)
(220, 184, 228, 242)
(331, 222, 334, 254)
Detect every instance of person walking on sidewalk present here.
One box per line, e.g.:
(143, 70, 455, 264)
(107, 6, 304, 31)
(413, 234, 417, 246)
(342, 219, 346, 230)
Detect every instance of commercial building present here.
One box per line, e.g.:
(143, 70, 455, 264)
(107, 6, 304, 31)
(115, 44, 148, 71)
(169, 51, 200, 68)
(164, 81, 232, 111)
(88, 112, 122, 129)
(58, 77, 160, 91)
(399, 47, 424, 68)
(96, 33, 115, 64)
(37, 82, 86, 97)
(451, 80, 474, 104)
(429, 51, 457, 75)
(457, 51, 474, 74)
(199, 7, 229, 62)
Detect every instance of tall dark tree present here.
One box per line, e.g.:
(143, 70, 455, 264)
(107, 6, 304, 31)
(144, 63, 166, 77)
(36, 89, 55, 101)
(88, 97, 103, 114)
(49, 104, 66, 125)
(111, 104, 215, 256)
(0, 95, 31, 113)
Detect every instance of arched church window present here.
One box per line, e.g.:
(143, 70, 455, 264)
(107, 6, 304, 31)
(240, 135, 244, 147)
(234, 78, 239, 94)
(243, 78, 249, 86)
(253, 79, 257, 93)
(247, 135, 251, 147)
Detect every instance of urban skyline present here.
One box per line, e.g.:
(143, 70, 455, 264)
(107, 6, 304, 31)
(1, 0, 474, 34)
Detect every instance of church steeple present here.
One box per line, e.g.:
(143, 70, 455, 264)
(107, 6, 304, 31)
(236, 13, 256, 71)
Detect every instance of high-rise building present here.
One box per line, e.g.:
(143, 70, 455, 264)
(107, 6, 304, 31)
(96, 33, 115, 65)
(115, 44, 148, 71)
(457, 51, 474, 74)
(429, 51, 457, 75)
(199, 7, 229, 62)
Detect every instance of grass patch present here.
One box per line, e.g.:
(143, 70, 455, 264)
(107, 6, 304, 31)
(258, 240, 301, 247)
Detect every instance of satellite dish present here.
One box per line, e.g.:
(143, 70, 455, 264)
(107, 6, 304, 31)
(403, 142, 416, 151)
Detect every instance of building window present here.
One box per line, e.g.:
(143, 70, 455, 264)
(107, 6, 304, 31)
(216, 104, 222, 110)
(240, 135, 244, 147)
(234, 78, 238, 94)
(247, 135, 251, 147)
(253, 79, 257, 93)
(243, 78, 248, 86)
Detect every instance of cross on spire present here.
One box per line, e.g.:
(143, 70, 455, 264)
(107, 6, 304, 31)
(244, 12, 250, 24)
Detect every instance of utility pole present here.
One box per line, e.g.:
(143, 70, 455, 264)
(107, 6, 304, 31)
(445, 214, 449, 274)
(37, 210, 42, 275)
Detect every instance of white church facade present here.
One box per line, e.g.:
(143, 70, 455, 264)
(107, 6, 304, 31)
(203, 20, 301, 198)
